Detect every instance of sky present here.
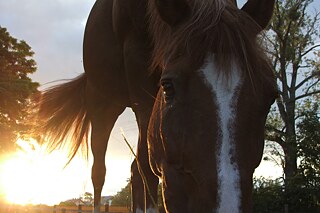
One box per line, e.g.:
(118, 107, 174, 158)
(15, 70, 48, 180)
(0, 0, 139, 203)
(0, 0, 319, 206)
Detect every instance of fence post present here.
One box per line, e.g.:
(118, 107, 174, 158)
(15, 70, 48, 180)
(78, 205, 82, 213)
(104, 204, 109, 213)
(53, 205, 57, 213)
(61, 208, 66, 213)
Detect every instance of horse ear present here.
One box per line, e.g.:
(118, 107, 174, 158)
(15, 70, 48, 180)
(155, 0, 191, 26)
(241, 0, 275, 31)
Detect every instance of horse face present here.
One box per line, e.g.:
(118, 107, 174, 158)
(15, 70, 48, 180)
(148, 0, 277, 212)
(148, 52, 277, 212)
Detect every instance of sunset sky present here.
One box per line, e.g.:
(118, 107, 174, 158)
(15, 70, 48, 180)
(0, 0, 139, 203)
(0, 0, 318, 206)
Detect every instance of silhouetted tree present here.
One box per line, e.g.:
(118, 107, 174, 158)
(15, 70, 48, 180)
(111, 180, 131, 207)
(265, 0, 319, 189)
(0, 26, 39, 153)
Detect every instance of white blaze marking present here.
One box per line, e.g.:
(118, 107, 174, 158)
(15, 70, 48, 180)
(201, 57, 242, 213)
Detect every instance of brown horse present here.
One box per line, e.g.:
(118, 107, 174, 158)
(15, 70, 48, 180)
(37, 0, 277, 212)
(147, 0, 277, 212)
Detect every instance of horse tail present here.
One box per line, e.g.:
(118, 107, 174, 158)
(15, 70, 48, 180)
(37, 74, 90, 162)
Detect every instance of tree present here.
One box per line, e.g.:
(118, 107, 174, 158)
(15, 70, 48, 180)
(111, 180, 164, 211)
(0, 26, 39, 153)
(260, 102, 320, 212)
(265, 0, 320, 186)
(253, 177, 284, 213)
(262, 0, 320, 211)
(83, 192, 94, 205)
(294, 104, 320, 210)
(111, 181, 131, 207)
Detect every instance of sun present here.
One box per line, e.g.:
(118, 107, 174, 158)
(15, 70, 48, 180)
(0, 138, 91, 206)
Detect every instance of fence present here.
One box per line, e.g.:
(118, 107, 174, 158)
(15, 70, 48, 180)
(0, 204, 130, 213)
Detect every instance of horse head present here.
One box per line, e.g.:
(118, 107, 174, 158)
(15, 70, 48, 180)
(147, 0, 277, 212)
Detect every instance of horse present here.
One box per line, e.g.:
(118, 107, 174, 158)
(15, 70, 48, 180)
(147, 0, 278, 212)
(37, 0, 277, 212)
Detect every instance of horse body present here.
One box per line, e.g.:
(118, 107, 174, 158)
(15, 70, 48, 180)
(40, 0, 159, 212)
(38, 0, 277, 212)
(83, 0, 160, 212)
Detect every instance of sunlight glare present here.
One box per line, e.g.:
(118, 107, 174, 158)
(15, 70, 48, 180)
(0, 138, 91, 206)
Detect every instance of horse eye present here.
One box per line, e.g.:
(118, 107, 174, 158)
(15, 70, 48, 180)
(161, 80, 175, 102)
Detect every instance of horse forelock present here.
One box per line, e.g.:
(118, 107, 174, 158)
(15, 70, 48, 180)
(148, 0, 273, 87)
(148, 0, 226, 70)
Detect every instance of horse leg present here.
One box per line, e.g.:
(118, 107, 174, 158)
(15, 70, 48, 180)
(132, 110, 159, 213)
(131, 159, 143, 212)
(90, 105, 125, 213)
(86, 87, 125, 213)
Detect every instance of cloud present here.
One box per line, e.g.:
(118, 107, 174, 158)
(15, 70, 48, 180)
(0, 0, 95, 85)
(0, 1, 139, 196)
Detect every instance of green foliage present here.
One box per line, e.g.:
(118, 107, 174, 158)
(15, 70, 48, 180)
(265, 0, 320, 199)
(264, 0, 320, 203)
(0, 26, 39, 153)
(253, 177, 284, 213)
(297, 105, 320, 173)
(253, 176, 320, 213)
(285, 176, 320, 213)
(111, 181, 131, 206)
(111, 180, 164, 210)
(256, 103, 320, 212)
(83, 192, 94, 205)
(295, 104, 320, 210)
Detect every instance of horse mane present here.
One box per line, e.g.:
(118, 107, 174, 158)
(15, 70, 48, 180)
(148, 0, 274, 87)
(148, 0, 225, 69)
